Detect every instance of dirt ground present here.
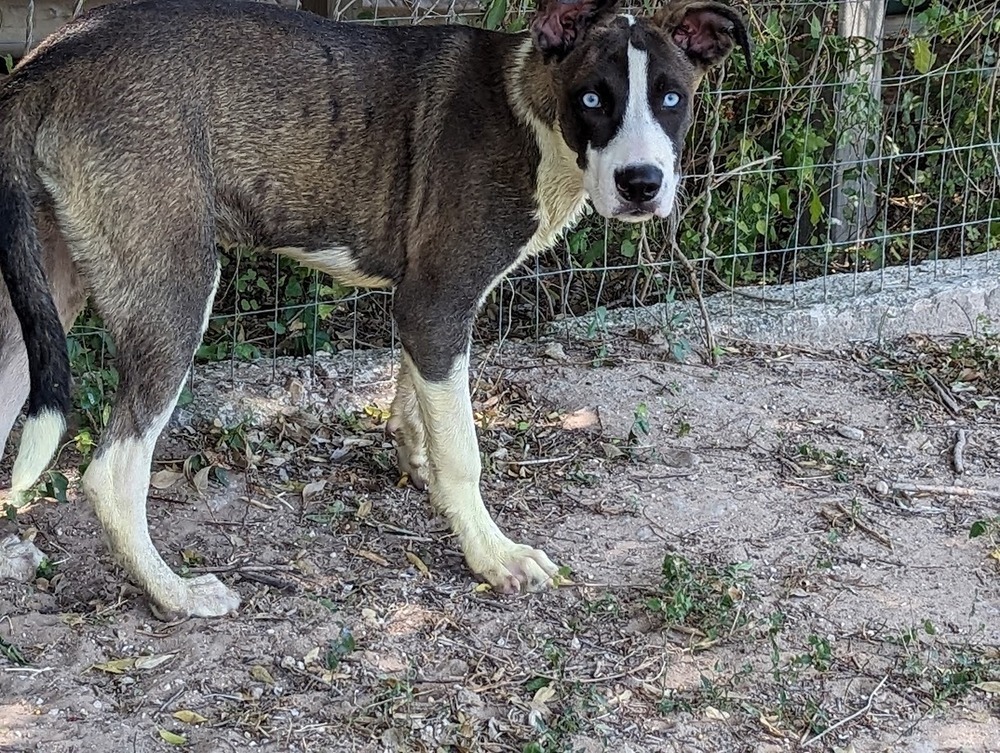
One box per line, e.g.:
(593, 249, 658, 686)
(1, 327, 999, 753)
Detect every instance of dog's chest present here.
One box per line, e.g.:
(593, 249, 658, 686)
(522, 123, 588, 258)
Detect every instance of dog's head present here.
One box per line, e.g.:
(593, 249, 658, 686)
(531, 0, 750, 223)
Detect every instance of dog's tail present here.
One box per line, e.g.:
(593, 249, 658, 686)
(0, 101, 71, 498)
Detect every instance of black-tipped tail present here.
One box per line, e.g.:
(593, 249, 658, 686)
(0, 177, 71, 423)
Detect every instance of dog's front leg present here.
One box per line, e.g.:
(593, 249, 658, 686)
(402, 347, 561, 593)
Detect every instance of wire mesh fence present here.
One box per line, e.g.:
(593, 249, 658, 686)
(3, 0, 1000, 378)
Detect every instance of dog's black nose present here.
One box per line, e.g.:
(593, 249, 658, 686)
(614, 164, 663, 203)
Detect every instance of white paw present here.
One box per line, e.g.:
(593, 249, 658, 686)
(150, 574, 241, 621)
(465, 537, 563, 594)
(387, 414, 430, 491)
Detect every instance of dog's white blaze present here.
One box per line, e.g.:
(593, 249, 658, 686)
(274, 245, 392, 289)
(10, 410, 66, 497)
(584, 42, 680, 221)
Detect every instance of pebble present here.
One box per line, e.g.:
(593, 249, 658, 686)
(874, 480, 890, 495)
(836, 425, 865, 441)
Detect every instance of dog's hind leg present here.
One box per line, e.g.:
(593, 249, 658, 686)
(386, 356, 429, 490)
(0, 213, 84, 467)
(393, 282, 562, 594)
(60, 198, 239, 618)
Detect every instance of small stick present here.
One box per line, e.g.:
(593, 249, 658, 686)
(801, 675, 888, 747)
(953, 429, 968, 475)
(510, 455, 574, 467)
(892, 481, 1000, 499)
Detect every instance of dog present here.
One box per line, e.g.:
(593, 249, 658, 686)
(0, 0, 749, 619)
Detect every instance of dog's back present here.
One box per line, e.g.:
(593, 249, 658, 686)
(7, 0, 539, 279)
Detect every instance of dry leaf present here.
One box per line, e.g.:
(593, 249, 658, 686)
(304, 647, 321, 665)
(249, 664, 275, 684)
(135, 653, 175, 670)
(759, 714, 784, 737)
(192, 465, 212, 495)
(172, 710, 207, 725)
(405, 551, 431, 578)
(158, 728, 187, 746)
(301, 479, 327, 503)
(473, 583, 492, 593)
(704, 706, 730, 721)
(561, 407, 602, 432)
(150, 470, 184, 490)
(532, 685, 557, 706)
(356, 498, 373, 519)
(601, 442, 625, 459)
(354, 549, 390, 567)
(975, 681, 1000, 695)
(363, 404, 391, 423)
(90, 658, 135, 674)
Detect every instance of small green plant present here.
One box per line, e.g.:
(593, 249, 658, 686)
(2, 55, 13, 74)
(324, 626, 356, 671)
(0, 634, 28, 666)
(793, 634, 834, 672)
(35, 558, 58, 580)
(646, 554, 752, 641)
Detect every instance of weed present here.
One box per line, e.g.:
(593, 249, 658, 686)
(0, 634, 28, 666)
(646, 554, 752, 641)
(793, 634, 834, 672)
(35, 558, 58, 580)
(324, 627, 356, 671)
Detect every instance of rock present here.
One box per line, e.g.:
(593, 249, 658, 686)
(0, 534, 46, 582)
(836, 425, 865, 441)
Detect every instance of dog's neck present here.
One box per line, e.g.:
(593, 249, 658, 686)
(504, 38, 588, 254)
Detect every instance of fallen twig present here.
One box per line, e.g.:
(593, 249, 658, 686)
(834, 502, 893, 550)
(892, 481, 1000, 499)
(926, 373, 961, 415)
(801, 674, 888, 747)
(953, 428, 968, 475)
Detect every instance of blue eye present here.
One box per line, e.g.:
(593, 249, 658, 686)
(581, 91, 601, 109)
(663, 92, 681, 108)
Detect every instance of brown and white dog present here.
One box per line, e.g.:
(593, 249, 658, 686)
(0, 0, 749, 619)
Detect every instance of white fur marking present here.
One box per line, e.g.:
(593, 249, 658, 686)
(274, 245, 392, 289)
(11, 410, 66, 495)
(494, 40, 589, 304)
(81, 266, 238, 618)
(584, 43, 680, 221)
(407, 349, 560, 592)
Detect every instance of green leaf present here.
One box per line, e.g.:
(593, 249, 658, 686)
(484, 0, 507, 30)
(44, 471, 69, 503)
(912, 38, 935, 74)
(809, 14, 822, 39)
(969, 520, 989, 539)
(809, 190, 824, 225)
(157, 728, 187, 746)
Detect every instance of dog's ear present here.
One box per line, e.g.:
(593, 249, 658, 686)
(655, 1, 752, 71)
(531, 0, 619, 62)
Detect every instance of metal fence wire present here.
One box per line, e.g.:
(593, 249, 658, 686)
(4, 0, 1000, 369)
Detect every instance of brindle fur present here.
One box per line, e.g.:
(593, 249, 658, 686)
(0, 0, 747, 618)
